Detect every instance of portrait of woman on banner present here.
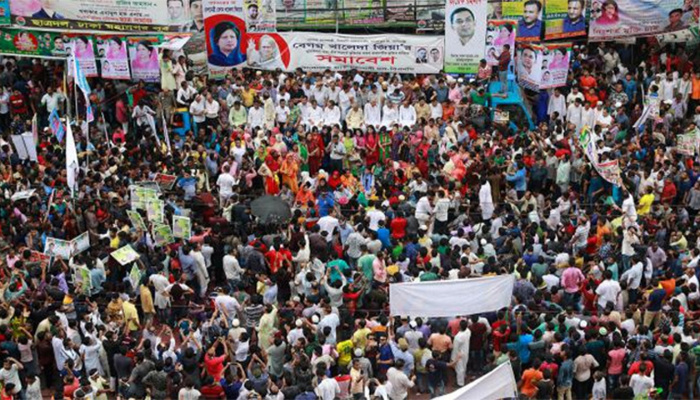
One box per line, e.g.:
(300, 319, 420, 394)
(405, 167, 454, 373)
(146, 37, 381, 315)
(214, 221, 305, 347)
(130, 40, 160, 82)
(208, 22, 246, 67)
(73, 36, 94, 60)
(493, 23, 514, 46)
(548, 47, 569, 69)
(247, 35, 284, 70)
(595, 0, 619, 25)
(106, 37, 127, 60)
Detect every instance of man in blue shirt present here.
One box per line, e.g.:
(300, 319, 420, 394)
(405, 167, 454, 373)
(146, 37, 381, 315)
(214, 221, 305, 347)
(517, 0, 543, 40)
(563, 0, 585, 34)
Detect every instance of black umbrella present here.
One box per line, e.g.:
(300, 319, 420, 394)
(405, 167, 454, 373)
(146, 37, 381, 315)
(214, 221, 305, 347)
(250, 195, 292, 224)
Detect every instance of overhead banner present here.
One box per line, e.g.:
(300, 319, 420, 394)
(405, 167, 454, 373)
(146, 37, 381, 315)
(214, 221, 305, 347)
(244, 0, 276, 32)
(502, 0, 543, 41)
(485, 20, 516, 66)
(433, 362, 518, 400)
(96, 36, 131, 80)
(0, 29, 67, 59)
(128, 37, 161, 82)
(389, 275, 514, 318)
(268, 32, 444, 74)
(10, 0, 180, 32)
(588, 0, 686, 41)
(544, 0, 587, 39)
(444, 0, 488, 75)
(516, 42, 570, 90)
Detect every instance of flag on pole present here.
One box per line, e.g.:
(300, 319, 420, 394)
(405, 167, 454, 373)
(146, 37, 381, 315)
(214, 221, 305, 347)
(163, 115, 172, 154)
(65, 118, 79, 198)
(72, 55, 91, 102)
(86, 103, 94, 123)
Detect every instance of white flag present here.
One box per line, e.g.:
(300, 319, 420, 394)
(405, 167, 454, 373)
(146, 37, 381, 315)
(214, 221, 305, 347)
(66, 118, 79, 198)
(433, 361, 518, 400)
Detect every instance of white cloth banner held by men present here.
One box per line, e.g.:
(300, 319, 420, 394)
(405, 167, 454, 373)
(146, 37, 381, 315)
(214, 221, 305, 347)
(389, 275, 514, 318)
(433, 361, 518, 400)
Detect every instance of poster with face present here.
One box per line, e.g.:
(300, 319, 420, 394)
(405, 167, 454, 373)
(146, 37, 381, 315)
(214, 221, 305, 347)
(444, 0, 488, 75)
(66, 35, 98, 77)
(485, 20, 516, 66)
(96, 35, 131, 80)
(173, 215, 192, 239)
(503, 0, 543, 41)
(128, 37, 160, 82)
(544, 0, 587, 40)
(516, 43, 542, 89)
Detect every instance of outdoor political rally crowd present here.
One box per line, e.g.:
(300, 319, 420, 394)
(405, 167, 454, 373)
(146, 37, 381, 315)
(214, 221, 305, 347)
(1, 37, 700, 400)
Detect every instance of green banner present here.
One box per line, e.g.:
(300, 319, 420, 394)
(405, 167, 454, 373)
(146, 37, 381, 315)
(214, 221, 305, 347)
(0, 28, 67, 58)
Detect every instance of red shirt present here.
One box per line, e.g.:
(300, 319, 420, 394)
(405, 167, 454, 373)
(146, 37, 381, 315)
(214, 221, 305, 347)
(204, 354, 227, 381)
(200, 383, 225, 399)
(390, 218, 407, 239)
(9, 94, 27, 115)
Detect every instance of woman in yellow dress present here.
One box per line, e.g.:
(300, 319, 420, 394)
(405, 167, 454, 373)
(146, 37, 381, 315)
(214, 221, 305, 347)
(279, 153, 299, 193)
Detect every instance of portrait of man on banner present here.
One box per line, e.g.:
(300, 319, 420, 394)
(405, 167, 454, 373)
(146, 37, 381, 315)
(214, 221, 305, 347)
(449, 7, 477, 46)
(563, 0, 586, 33)
(518, 0, 543, 39)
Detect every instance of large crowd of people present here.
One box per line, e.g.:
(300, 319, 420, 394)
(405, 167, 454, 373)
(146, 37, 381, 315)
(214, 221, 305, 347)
(0, 39, 698, 400)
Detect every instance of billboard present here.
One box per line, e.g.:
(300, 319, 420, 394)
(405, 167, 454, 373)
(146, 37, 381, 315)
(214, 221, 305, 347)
(502, 0, 543, 41)
(245, 32, 444, 74)
(516, 42, 571, 90)
(485, 19, 516, 66)
(444, 0, 488, 75)
(10, 0, 183, 32)
(96, 35, 131, 80)
(544, 0, 586, 40)
(588, 0, 688, 41)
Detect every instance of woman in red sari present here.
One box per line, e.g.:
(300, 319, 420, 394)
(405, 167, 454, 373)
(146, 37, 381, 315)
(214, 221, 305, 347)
(415, 136, 431, 178)
(365, 127, 379, 167)
(307, 129, 324, 175)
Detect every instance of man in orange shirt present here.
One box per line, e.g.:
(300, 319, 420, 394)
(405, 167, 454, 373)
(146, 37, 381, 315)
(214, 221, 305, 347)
(580, 69, 597, 92)
(519, 359, 544, 399)
(690, 70, 700, 110)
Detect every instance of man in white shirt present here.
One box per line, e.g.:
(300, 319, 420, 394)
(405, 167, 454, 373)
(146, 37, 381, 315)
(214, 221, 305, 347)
(547, 88, 566, 121)
(177, 81, 197, 106)
(594, 270, 620, 312)
(433, 190, 450, 235)
(216, 170, 236, 205)
(312, 81, 328, 105)
(381, 102, 398, 129)
(387, 360, 414, 400)
(581, 101, 596, 129)
(566, 98, 583, 132)
(315, 371, 340, 400)
(223, 247, 243, 290)
(415, 194, 433, 230)
(323, 101, 341, 127)
(41, 86, 65, 115)
(398, 102, 417, 128)
(275, 99, 290, 125)
(189, 94, 206, 126)
(366, 204, 386, 231)
(317, 209, 340, 242)
(247, 101, 265, 128)
(364, 99, 381, 127)
(305, 99, 324, 130)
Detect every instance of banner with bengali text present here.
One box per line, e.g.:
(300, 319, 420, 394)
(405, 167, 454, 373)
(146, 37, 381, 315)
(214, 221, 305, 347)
(268, 32, 444, 74)
(444, 0, 487, 75)
(588, 0, 688, 41)
(10, 0, 183, 32)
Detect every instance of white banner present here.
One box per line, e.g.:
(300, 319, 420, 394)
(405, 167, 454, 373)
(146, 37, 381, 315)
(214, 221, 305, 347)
(588, 0, 688, 41)
(389, 275, 514, 318)
(10, 0, 185, 31)
(444, 0, 488, 74)
(247, 32, 444, 74)
(433, 361, 518, 400)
